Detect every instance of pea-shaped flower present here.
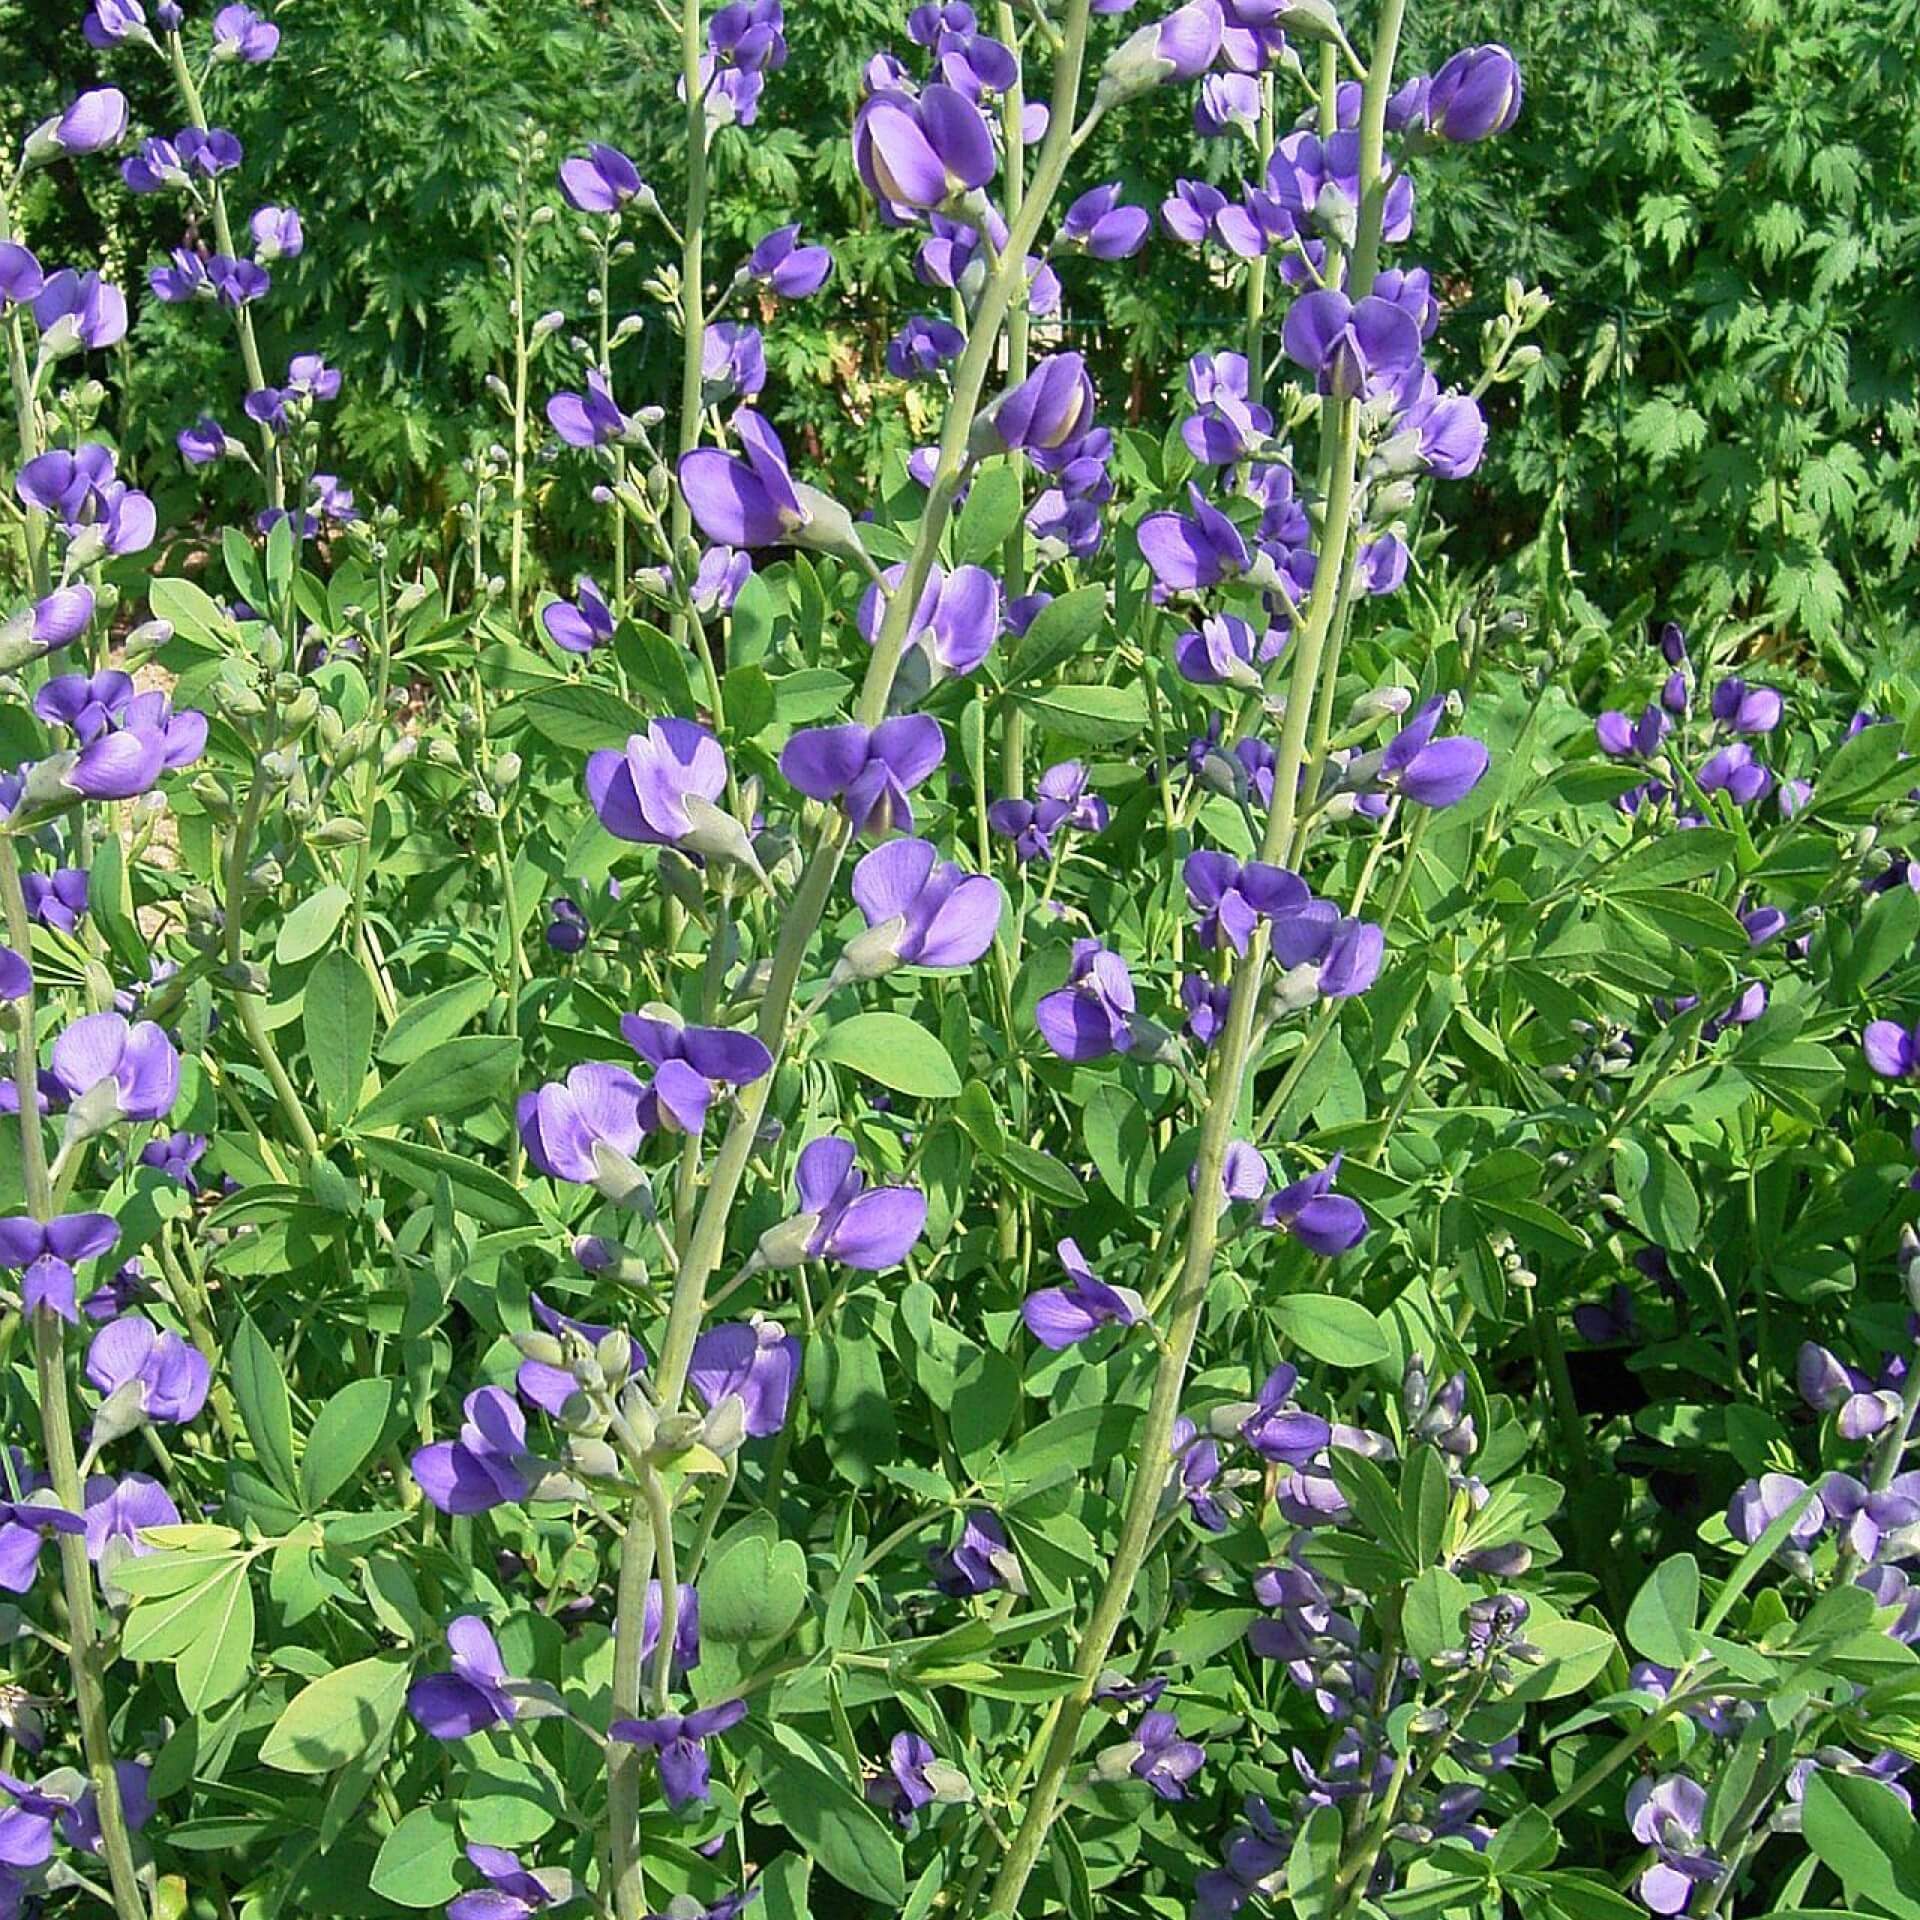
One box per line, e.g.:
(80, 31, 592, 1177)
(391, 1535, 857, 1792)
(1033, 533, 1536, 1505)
(689, 1318, 801, 1437)
(0, 1214, 119, 1322)
(608, 1698, 747, 1810)
(411, 1387, 536, 1515)
(842, 837, 1003, 979)
(84, 1315, 210, 1428)
(51, 1013, 180, 1126)
(780, 715, 945, 839)
(516, 1062, 648, 1184)
(757, 1136, 927, 1273)
(853, 84, 997, 219)
(407, 1616, 520, 1740)
(1424, 44, 1522, 142)
(587, 718, 760, 872)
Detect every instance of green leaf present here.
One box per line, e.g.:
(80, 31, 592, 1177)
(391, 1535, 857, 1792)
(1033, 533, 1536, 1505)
(1273, 1294, 1391, 1367)
(377, 975, 498, 1065)
(1605, 829, 1735, 893)
(174, 1557, 256, 1711)
(304, 950, 376, 1127)
(1083, 1084, 1154, 1211)
(300, 1380, 394, 1509)
(1015, 683, 1147, 748)
(702, 1530, 808, 1646)
(990, 1140, 1086, 1206)
(1626, 1554, 1700, 1667)
(231, 1312, 299, 1499)
(816, 1013, 961, 1097)
(260, 1654, 411, 1775)
(149, 575, 235, 654)
(1613, 888, 1750, 954)
(952, 463, 1023, 566)
(357, 1136, 538, 1228)
(370, 1804, 464, 1908)
(1802, 1772, 1920, 1919)
(1404, 1566, 1471, 1662)
(275, 885, 350, 968)
(743, 1720, 906, 1908)
(516, 683, 647, 751)
(1005, 586, 1107, 687)
(355, 1036, 521, 1132)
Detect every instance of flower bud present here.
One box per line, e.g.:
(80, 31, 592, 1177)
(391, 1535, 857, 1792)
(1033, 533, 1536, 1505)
(309, 817, 368, 848)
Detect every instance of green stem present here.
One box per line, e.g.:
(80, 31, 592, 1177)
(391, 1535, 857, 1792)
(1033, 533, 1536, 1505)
(0, 838, 148, 1920)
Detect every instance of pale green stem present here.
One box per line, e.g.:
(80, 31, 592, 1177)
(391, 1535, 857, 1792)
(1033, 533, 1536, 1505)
(0, 838, 148, 1920)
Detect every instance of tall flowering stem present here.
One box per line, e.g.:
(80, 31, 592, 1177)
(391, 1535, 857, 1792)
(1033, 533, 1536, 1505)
(0, 838, 147, 1920)
(606, 8, 1100, 1907)
(161, 25, 284, 508)
(982, 8, 1410, 1912)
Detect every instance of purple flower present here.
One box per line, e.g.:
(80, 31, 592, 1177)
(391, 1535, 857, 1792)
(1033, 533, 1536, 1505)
(1175, 612, 1281, 689)
(690, 544, 751, 616)
(1131, 1710, 1206, 1799)
(250, 205, 304, 262)
(622, 1009, 772, 1134)
(407, 1616, 519, 1740)
(609, 1698, 747, 1809)
(1036, 940, 1138, 1062)
(448, 1846, 570, 1920)
(31, 272, 127, 354)
(0, 1761, 152, 1867)
(86, 0, 151, 47)
(1059, 184, 1149, 259)
(34, 89, 129, 160)
(858, 564, 1001, 679)
(1396, 376, 1486, 478)
(412, 1387, 535, 1515)
(1241, 1364, 1332, 1464)
(848, 838, 1003, 970)
(1596, 705, 1668, 759)
(1262, 1157, 1366, 1255)
(1724, 1472, 1822, 1548)
(1182, 974, 1232, 1048)
(689, 1319, 801, 1436)
(560, 144, 644, 214)
(930, 1508, 1023, 1596)
(1022, 1238, 1144, 1349)
(0, 244, 44, 304)
(0, 1214, 119, 1323)
(853, 84, 996, 218)
(50, 1013, 180, 1123)
(679, 408, 816, 550)
(1162, 177, 1229, 246)
(640, 1580, 701, 1680)
(1626, 1775, 1719, 1915)
(1138, 483, 1251, 593)
(867, 1732, 939, 1826)
(548, 368, 632, 448)
(702, 321, 766, 403)
(0, 949, 28, 1002)
(1182, 350, 1273, 465)
(1283, 290, 1423, 401)
(780, 715, 944, 838)
(85, 1315, 209, 1425)
(764, 1135, 926, 1272)
(83, 1472, 177, 1566)
(177, 416, 234, 466)
(0, 1473, 85, 1594)
(35, 670, 134, 745)
(212, 3, 280, 60)
(1380, 697, 1489, 808)
(1697, 742, 1772, 807)
(887, 314, 966, 378)
(207, 255, 271, 307)
(1424, 44, 1522, 142)
(987, 762, 1108, 862)
(1104, 1, 1225, 94)
(1573, 1284, 1637, 1345)
(542, 577, 614, 655)
(18, 870, 86, 938)
(977, 353, 1096, 458)
(1184, 852, 1309, 955)
(122, 137, 188, 194)
(1708, 677, 1782, 735)
(587, 718, 744, 857)
(745, 223, 832, 297)
(1196, 70, 1261, 137)
(516, 1062, 647, 1184)
(177, 125, 243, 175)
